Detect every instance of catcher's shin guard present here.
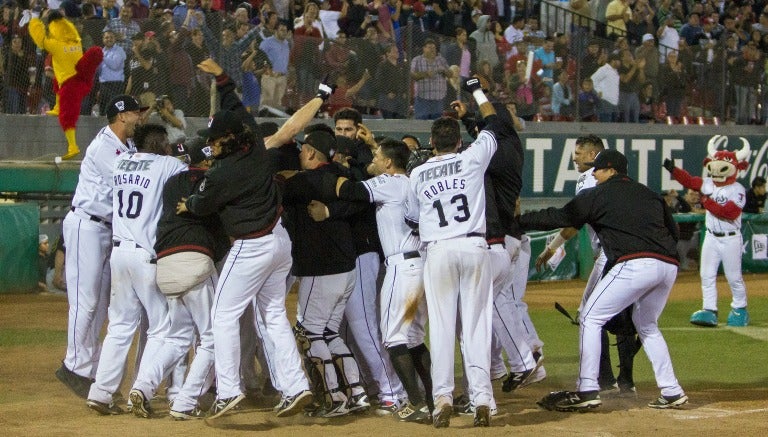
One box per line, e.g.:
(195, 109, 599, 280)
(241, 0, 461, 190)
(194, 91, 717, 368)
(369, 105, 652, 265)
(295, 323, 333, 407)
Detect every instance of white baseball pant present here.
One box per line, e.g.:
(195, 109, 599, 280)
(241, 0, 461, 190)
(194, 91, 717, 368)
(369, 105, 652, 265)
(700, 232, 747, 310)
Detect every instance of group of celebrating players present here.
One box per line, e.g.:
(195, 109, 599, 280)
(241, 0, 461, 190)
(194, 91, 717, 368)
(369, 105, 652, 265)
(55, 56, 711, 428)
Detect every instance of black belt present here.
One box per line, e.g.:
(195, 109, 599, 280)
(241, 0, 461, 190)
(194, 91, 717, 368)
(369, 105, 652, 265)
(466, 232, 485, 238)
(709, 230, 738, 237)
(113, 241, 156, 263)
(72, 207, 111, 227)
(402, 250, 420, 260)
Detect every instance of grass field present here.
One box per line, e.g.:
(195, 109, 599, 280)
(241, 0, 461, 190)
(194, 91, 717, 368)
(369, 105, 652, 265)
(1, 271, 767, 435)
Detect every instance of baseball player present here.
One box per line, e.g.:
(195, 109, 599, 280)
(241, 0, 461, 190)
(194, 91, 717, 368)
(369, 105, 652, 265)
(177, 60, 313, 420)
(521, 149, 688, 411)
(536, 135, 640, 396)
(663, 138, 751, 327)
(450, 100, 539, 414)
(86, 124, 188, 415)
(280, 127, 369, 418)
(57, 95, 144, 400)
(405, 78, 498, 428)
(333, 108, 405, 413)
(331, 138, 434, 423)
(122, 139, 223, 420)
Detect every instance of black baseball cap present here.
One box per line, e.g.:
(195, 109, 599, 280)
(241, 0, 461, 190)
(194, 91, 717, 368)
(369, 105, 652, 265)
(197, 110, 246, 140)
(171, 137, 212, 164)
(302, 130, 336, 159)
(587, 149, 628, 174)
(106, 94, 148, 118)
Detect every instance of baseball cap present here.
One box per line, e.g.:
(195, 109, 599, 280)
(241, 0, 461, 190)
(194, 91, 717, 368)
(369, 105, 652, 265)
(334, 135, 356, 157)
(197, 110, 245, 140)
(106, 94, 148, 118)
(642, 33, 654, 43)
(587, 149, 628, 174)
(302, 130, 336, 159)
(171, 137, 212, 164)
(39, 234, 49, 244)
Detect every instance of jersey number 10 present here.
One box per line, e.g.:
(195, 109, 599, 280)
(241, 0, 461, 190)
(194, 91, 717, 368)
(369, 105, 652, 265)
(116, 190, 144, 219)
(432, 194, 470, 227)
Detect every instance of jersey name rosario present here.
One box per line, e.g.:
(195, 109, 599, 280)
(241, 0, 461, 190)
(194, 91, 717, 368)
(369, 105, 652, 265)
(113, 159, 154, 189)
(418, 160, 466, 200)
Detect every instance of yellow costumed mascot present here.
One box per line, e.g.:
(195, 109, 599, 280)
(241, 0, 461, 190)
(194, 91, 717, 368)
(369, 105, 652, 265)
(29, 10, 103, 160)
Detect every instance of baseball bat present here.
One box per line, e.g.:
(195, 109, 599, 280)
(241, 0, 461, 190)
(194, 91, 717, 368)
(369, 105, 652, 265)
(554, 302, 579, 325)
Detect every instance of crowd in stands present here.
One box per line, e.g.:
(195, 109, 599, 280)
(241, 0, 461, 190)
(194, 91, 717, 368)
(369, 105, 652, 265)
(0, 0, 767, 124)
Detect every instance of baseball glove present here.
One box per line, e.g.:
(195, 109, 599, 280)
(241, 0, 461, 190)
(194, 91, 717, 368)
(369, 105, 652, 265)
(537, 391, 571, 411)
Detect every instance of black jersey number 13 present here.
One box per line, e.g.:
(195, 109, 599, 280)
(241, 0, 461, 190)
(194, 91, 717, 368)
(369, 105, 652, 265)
(432, 194, 471, 227)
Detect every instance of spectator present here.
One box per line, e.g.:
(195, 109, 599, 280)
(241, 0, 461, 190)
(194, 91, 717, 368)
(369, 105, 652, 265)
(744, 177, 767, 214)
(605, 0, 631, 39)
(491, 20, 511, 61)
(294, 1, 326, 39)
(679, 12, 703, 47)
(125, 0, 149, 19)
(240, 40, 270, 113)
(618, 49, 644, 122)
(470, 14, 498, 71)
(580, 39, 606, 81)
(38, 234, 50, 293)
(625, 6, 652, 47)
(658, 50, 686, 118)
(441, 27, 475, 83)
(729, 41, 763, 124)
(534, 36, 561, 88)
(165, 27, 196, 113)
(125, 43, 164, 106)
(258, 10, 280, 39)
(204, 22, 260, 91)
(578, 77, 600, 121)
(317, 0, 347, 42)
(149, 94, 187, 143)
(503, 15, 525, 53)
(103, 5, 141, 54)
(341, 0, 371, 38)
(374, 43, 409, 118)
(656, 15, 680, 64)
(591, 53, 621, 122)
(292, 14, 323, 106)
(101, 0, 120, 19)
(569, 0, 593, 59)
(325, 69, 371, 115)
(3, 34, 32, 114)
(97, 31, 127, 116)
(46, 233, 67, 294)
(323, 30, 356, 82)
(638, 81, 656, 122)
(199, 0, 222, 40)
(259, 22, 290, 111)
(634, 33, 659, 94)
(508, 59, 537, 120)
(410, 38, 451, 120)
(172, 0, 202, 29)
(187, 28, 211, 116)
(551, 69, 573, 118)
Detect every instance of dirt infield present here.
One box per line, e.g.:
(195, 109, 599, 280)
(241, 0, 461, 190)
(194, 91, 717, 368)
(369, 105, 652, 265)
(1, 272, 767, 436)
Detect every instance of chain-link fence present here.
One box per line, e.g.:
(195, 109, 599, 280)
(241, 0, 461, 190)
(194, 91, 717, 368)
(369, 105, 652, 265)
(0, 6, 766, 124)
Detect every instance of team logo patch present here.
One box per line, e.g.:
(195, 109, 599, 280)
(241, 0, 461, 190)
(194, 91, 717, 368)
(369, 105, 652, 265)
(115, 100, 125, 112)
(199, 179, 206, 192)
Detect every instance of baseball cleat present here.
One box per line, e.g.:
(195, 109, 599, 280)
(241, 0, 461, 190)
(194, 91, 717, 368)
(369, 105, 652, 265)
(726, 307, 749, 327)
(86, 399, 125, 415)
(347, 393, 371, 413)
(207, 393, 245, 419)
(599, 383, 620, 396)
(553, 391, 602, 412)
(432, 402, 452, 428)
(503, 353, 544, 392)
(452, 393, 471, 414)
(374, 399, 401, 416)
(319, 399, 350, 418)
(395, 402, 431, 423)
(690, 309, 718, 327)
(275, 390, 313, 417)
(170, 407, 205, 420)
(473, 405, 490, 427)
(648, 393, 688, 409)
(55, 364, 92, 399)
(128, 389, 152, 418)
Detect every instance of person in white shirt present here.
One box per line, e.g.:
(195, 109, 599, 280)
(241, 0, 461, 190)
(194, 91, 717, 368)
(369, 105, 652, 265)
(591, 53, 621, 122)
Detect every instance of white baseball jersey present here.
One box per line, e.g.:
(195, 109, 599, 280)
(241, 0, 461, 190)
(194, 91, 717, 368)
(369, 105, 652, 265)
(576, 167, 601, 253)
(704, 178, 746, 232)
(71, 126, 135, 222)
(112, 152, 187, 256)
(361, 173, 420, 257)
(406, 130, 498, 242)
